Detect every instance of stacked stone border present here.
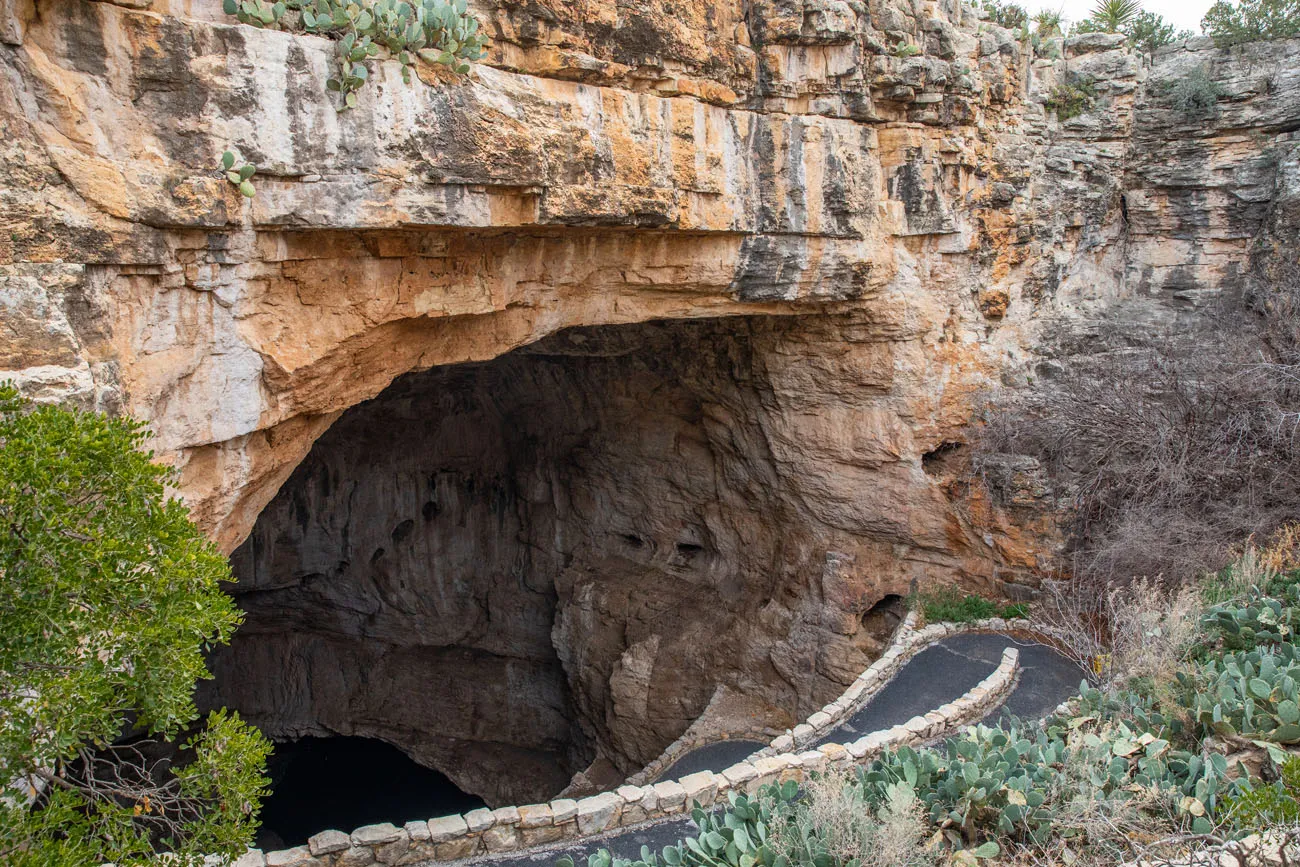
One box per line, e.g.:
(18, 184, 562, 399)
(756, 614, 1039, 758)
(235, 643, 1019, 867)
(627, 610, 921, 786)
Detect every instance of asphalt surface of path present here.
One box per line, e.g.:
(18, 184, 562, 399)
(465, 633, 1082, 867)
(656, 739, 768, 782)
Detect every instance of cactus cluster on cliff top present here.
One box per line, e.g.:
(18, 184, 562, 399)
(222, 0, 487, 111)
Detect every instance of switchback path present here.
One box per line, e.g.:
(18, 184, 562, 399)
(465, 633, 1080, 867)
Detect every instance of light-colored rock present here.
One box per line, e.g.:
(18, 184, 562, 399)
(521, 824, 568, 846)
(374, 836, 411, 865)
(308, 830, 351, 856)
(491, 806, 520, 826)
(845, 739, 871, 759)
(464, 809, 495, 833)
(427, 814, 469, 843)
(435, 836, 481, 861)
(351, 824, 404, 847)
(336, 848, 376, 867)
(396, 824, 437, 867)
(550, 799, 579, 823)
(576, 792, 623, 834)
(266, 848, 318, 867)
(482, 823, 521, 853)
(721, 761, 759, 787)
(652, 781, 688, 813)
(903, 715, 932, 736)
(798, 750, 830, 773)
(679, 771, 719, 806)
(858, 731, 892, 753)
(517, 804, 553, 829)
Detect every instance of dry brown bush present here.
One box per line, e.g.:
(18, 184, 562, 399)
(1262, 523, 1300, 576)
(978, 290, 1300, 590)
(783, 768, 937, 867)
(1108, 578, 1202, 683)
(1033, 573, 1201, 684)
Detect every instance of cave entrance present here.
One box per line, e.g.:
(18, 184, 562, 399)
(202, 312, 907, 829)
(258, 737, 485, 849)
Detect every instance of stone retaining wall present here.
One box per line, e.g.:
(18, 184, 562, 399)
(757, 614, 1033, 758)
(235, 644, 1019, 867)
(627, 610, 920, 786)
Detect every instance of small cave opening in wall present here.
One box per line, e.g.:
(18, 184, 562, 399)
(200, 312, 934, 839)
(258, 737, 485, 848)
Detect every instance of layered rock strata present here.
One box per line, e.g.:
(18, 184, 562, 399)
(2, 0, 1298, 808)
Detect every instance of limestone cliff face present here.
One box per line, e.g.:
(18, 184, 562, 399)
(2, 0, 1298, 803)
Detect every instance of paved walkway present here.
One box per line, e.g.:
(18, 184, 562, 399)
(464, 632, 1081, 867)
(655, 739, 768, 782)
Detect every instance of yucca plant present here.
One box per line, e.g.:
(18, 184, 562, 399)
(1087, 0, 1141, 32)
(1033, 8, 1064, 36)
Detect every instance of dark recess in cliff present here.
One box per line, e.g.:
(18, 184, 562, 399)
(201, 313, 912, 807)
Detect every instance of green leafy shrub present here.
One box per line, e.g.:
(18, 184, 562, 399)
(1045, 75, 1098, 120)
(1202, 0, 1300, 45)
(1216, 753, 1300, 831)
(1168, 65, 1227, 115)
(892, 40, 922, 57)
(0, 385, 271, 865)
(914, 587, 1028, 624)
(1223, 757, 1300, 829)
(1125, 10, 1191, 53)
(220, 150, 257, 197)
(222, 0, 488, 110)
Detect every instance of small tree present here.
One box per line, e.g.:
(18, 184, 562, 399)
(0, 385, 270, 866)
(1202, 0, 1300, 44)
(1169, 64, 1226, 114)
(1125, 10, 1191, 53)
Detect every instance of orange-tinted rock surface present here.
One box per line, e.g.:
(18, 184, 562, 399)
(3, 0, 1298, 801)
